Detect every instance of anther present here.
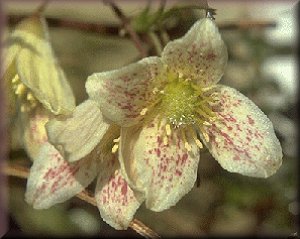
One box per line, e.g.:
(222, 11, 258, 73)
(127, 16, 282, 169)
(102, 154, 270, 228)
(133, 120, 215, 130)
(195, 139, 203, 148)
(203, 121, 212, 126)
(163, 136, 168, 146)
(20, 104, 27, 112)
(165, 124, 171, 136)
(111, 144, 119, 153)
(12, 75, 19, 84)
(152, 87, 159, 94)
(15, 84, 26, 95)
(184, 142, 192, 151)
(113, 137, 120, 143)
(27, 92, 35, 101)
(203, 132, 210, 142)
(140, 108, 148, 116)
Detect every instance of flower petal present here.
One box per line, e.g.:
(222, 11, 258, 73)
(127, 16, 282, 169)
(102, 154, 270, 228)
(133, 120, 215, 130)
(12, 16, 75, 115)
(201, 85, 282, 178)
(23, 109, 50, 161)
(25, 143, 100, 209)
(46, 100, 110, 162)
(95, 154, 144, 230)
(162, 18, 227, 87)
(119, 118, 200, 212)
(86, 57, 164, 126)
(2, 15, 45, 80)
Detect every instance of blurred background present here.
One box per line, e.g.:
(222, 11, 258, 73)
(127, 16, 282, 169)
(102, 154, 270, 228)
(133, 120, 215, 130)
(2, 0, 298, 237)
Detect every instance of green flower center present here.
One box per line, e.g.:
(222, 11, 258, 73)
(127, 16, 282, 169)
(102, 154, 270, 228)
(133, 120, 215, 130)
(140, 71, 220, 151)
(160, 79, 198, 127)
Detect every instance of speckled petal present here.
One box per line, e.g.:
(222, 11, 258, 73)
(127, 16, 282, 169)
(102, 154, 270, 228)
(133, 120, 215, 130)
(86, 57, 164, 126)
(162, 18, 227, 87)
(25, 143, 100, 209)
(95, 155, 144, 230)
(201, 85, 282, 178)
(119, 118, 199, 212)
(23, 109, 50, 161)
(46, 100, 110, 162)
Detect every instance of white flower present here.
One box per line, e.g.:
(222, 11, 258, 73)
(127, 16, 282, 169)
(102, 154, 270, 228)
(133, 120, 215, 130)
(86, 18, 282, 211)
(2, 14, 75, 160)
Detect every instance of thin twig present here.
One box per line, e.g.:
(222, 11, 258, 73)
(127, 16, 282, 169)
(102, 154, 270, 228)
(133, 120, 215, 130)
(3, 163, 160, 238)
(217, 20, 276, 30)
(6, 15, 277, 35)
(104, 0, 148, 58)
(147, 31, 163, 56)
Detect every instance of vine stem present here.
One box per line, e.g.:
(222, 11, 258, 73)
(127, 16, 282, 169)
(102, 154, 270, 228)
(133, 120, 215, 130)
(104, 0, 148, 58)
(3, 163, 160, 238)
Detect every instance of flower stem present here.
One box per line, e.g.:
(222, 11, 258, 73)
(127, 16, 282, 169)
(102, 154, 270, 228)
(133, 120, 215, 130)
(148, 31, 163, 56)
(104, 0, 148, 58)
(4, 163, 160, 238)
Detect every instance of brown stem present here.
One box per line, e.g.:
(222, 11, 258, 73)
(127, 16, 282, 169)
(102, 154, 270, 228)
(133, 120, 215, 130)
(217, 20, 276, 30)
(4, 163, 160, 238)
(104, 0, 148, 58)
(6, 14, 276, 36)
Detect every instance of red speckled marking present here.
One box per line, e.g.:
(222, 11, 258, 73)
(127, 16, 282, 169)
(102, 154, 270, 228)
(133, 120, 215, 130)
(26, 143, 100, 208)
(162, 18, 227, 87)
(95, 155, 143, 229)
(87, 57, 164, 125)
(201, 85, 282, 177)
(121, 117, 200, 211)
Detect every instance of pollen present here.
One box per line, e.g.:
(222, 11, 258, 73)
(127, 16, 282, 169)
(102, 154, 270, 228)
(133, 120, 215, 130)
(165, 124, 171, 136)
(184, 142, 192, 151)
(111, 144, 119, 153)
(15, 83, 26, 95)
(11, 74, 39, 113)
(140, 108, 148, 116)
(163, 136, 168, 146)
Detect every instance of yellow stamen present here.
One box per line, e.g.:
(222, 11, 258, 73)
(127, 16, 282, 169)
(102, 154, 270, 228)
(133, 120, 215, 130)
(12, 75, 19, 84)
(152, 87, 159, 94)
(111, 144, 119, 153)
(20, 104, 27, 112)
(180, 129, 192, 151)
(185, 142, 192, 151)
(202, 132, 210, 142)
(163, 136, 168, 146)
(203, 121, 212, 126)
(188, 127, 203, 149)
(113, 137, 120, 143)
(140, 108, 148, 116)
(15, 84, 26, 96)
(165, 124, 171, 136)
(27, 92, 35, 101)
(195, 139, 203, 148)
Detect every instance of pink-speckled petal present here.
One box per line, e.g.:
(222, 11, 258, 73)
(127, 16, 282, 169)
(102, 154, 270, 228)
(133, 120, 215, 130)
(47, 100, 110, 162)
(23, 110, 50, 161)
(201, 85, 282, 178)
(95, 155, 144, 230)
(119, 118, 199, 212)
(162, 18, 227, 87)
(86, 57, 165, 126)
(25, 143, 100, 209)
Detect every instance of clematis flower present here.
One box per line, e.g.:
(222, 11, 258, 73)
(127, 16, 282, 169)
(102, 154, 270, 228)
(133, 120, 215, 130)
(2, 14, 75, 160)
(25, 100, 144, 229)
(85, 17, 283, 212)
(25, 17, 283, 230)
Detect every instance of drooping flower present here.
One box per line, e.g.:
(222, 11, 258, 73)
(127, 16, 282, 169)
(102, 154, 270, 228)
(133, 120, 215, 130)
(24, 17, 283, 230)
(25, 100, 144, 229)
(2, 14, 75, 160)
(85, 17, 282, 212)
